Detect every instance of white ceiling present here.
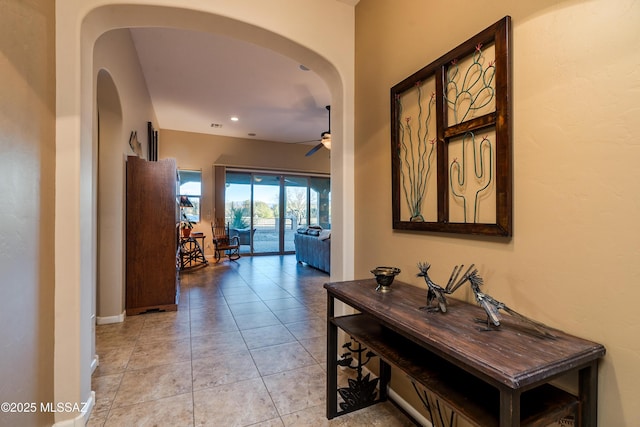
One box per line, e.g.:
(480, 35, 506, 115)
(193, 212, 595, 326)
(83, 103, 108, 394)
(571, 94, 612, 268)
(130, 27, 333, 145)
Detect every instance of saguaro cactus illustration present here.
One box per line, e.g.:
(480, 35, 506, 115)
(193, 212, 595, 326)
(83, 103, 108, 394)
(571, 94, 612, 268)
(449, 133, 493, 223)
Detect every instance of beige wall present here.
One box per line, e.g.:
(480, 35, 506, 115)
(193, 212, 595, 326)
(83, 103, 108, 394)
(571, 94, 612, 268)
(355, 0, 640, 424)
(160, 129, 330, 255)
(0, 0, 55, 426)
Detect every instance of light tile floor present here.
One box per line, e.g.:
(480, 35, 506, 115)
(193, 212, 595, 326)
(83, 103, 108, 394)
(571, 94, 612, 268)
(88, 255, 415, 427)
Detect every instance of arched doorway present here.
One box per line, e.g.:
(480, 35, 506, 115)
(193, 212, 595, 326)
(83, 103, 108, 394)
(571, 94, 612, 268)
(96, 69, 125, 327)
(55, 2, 355, 421)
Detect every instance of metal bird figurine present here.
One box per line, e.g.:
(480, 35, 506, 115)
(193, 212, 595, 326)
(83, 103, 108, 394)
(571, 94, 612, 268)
(465, 269, 557, 339)
(416, 262, 476, 313)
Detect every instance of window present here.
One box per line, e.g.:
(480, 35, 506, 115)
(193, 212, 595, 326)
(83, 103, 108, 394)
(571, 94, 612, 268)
(178, 169, 202, 223)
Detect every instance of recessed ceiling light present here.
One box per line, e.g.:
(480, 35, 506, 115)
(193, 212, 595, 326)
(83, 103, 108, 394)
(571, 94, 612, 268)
(230, 116, 239, 122)
(299, 64, 310, 71)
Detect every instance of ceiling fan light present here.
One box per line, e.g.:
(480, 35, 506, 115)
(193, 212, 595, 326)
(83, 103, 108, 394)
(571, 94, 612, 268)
(321, 132, 331, 150)
(304, 106, 331, 156)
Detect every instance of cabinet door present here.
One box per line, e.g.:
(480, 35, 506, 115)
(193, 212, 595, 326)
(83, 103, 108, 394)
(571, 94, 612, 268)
(126, 156, 177, 313)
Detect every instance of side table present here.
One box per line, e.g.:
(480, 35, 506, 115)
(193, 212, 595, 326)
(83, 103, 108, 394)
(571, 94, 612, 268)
(178, 234, 208, 269)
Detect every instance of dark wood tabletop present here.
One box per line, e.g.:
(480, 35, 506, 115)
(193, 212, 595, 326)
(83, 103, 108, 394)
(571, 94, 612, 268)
(325, 279, 606, 390)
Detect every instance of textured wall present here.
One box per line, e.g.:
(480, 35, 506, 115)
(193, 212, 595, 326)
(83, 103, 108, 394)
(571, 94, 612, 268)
(0, 0, 55, 425)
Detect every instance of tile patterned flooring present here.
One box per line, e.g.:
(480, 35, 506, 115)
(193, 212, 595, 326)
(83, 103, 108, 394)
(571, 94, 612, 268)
(88, 255, 415, 426)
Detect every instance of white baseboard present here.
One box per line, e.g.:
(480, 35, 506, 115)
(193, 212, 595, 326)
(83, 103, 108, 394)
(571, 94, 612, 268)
(90, 354, 99, 374)
(359, 366, 431, 427)
(388, 386, 431, 427)
(52, 391, 95, 427)
(96, 311, 125, 325)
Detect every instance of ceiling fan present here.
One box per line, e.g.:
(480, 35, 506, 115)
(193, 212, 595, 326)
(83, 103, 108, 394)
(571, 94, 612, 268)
(304, 105, 331, 157)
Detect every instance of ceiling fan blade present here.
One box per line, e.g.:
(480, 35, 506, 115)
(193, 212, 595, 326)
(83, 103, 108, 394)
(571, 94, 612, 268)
(305, 143, 324, 157)
(299, 105, 331, 157)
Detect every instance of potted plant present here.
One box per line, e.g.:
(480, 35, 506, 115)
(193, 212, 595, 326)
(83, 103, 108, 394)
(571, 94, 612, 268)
(180, 213, 194, 237)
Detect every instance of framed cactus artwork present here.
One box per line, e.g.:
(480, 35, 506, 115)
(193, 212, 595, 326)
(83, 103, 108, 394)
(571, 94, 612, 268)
(391, 16, 513, 237)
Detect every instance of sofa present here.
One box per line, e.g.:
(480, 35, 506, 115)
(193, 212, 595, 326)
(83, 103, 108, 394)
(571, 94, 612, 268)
(293, 228, 330, 273)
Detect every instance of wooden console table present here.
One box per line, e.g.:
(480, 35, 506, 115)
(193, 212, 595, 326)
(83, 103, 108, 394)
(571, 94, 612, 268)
(325, 279, 606, 427)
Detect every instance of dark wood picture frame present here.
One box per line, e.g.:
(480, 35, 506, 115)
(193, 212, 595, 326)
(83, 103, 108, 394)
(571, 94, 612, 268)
(391, 16, 512, 236)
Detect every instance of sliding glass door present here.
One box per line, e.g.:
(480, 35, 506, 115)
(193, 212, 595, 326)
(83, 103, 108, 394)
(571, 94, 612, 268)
(224, 172, 252, 251)
(252, 174, 280, 254)
(224, 170, 330, 255)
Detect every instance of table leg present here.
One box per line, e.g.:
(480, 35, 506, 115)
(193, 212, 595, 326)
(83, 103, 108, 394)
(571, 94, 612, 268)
(379, 360, 391, 402)
(326, 294, 338, 419)
(193, 237, 208, 264)
(499, 390, 520, 427)
(180, 245, 186, 269)
(579, 361, 599, 427)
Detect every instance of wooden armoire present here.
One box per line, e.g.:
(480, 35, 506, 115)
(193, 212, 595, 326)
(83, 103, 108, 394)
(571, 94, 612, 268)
(125, 156, 179, 315)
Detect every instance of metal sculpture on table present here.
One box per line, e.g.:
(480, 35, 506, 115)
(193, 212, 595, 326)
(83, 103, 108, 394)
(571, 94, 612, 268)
(463, 268, 557, 339)
(416, 262, 476, 313)
(336, 341, 380, 412)
(416, 261, 556, 338)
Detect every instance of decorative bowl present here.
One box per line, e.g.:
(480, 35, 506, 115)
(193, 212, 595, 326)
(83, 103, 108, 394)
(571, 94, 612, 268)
(371, 267, 401, 292)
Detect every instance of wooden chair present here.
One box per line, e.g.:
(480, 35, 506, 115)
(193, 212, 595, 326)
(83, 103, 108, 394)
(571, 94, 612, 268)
(211, 219, 240, 262)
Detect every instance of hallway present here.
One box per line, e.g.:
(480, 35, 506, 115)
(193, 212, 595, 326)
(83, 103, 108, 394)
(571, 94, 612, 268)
(88, 255, 414, 426)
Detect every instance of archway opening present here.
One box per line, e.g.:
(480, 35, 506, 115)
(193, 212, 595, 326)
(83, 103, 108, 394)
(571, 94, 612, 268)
(96, 68, 125, 323)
